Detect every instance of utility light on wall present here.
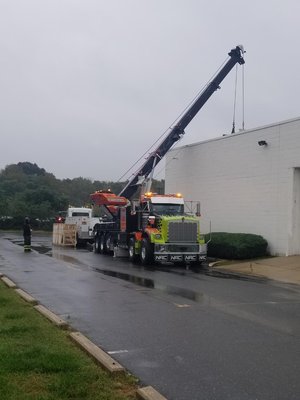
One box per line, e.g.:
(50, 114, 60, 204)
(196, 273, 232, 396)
(258, 140, 268, 146)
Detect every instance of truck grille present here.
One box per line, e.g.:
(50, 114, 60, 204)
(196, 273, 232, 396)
(168, 221, 198, 242)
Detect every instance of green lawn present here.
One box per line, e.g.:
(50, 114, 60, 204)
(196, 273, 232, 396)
(0, 281, 138, 400)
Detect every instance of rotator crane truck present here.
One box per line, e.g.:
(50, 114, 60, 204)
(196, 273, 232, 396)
(91, 45, 245, 265)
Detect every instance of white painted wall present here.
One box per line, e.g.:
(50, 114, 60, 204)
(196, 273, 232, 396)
(165, 117, 300, 255)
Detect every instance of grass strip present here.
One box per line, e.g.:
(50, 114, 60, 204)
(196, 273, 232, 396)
(0, 281, 138, 400)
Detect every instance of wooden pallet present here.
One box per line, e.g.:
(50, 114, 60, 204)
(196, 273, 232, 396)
(52, 223, 77, 247)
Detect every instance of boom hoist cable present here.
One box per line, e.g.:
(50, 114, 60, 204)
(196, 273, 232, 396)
(231, 51, 246, 133)
(231, 65, 238, 133)
(242, 62, 245, 130)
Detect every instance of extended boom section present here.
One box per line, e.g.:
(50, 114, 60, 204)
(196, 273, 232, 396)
(119, 45, 245, 200)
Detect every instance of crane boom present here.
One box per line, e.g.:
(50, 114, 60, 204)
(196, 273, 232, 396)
(119, 45, 245, 199)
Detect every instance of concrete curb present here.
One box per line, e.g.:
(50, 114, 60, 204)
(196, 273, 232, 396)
(34, 304, 68, 329)
(1, 275, 17, 288)
(15, 288, 39, 305)
(70, 331, 125, 373)
(137, 386, 168, 400)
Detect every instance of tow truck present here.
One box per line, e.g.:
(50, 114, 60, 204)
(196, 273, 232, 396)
(91, 45, 245, 265)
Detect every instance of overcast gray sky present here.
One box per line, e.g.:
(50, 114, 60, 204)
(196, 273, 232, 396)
(1, 0, 299, 182)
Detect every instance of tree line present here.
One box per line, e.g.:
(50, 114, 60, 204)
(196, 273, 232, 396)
(0, 162, 164, 230)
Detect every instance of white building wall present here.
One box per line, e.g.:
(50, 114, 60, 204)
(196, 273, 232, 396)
(165, 117, 300, 255)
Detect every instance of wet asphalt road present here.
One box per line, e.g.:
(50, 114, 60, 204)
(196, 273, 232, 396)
(1, 232, 300, 400)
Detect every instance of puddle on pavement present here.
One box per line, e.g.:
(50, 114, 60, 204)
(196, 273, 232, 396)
(49, 251, 88, 268)
(11, 239, 25, 246)
(31, 245, 51, 254)
(10, 238, 86, 267)
(12, 240, 52, 254)
(95, 269, 155, 288)
(93, 268, 206, 303)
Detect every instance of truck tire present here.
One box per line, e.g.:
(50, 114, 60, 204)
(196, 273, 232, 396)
(100, 234, 107, 254)
(140, 238, 154, 265)
(105, 234, 113, 255)
(129, 238, 138, 262)
(94, 235, 101, 253)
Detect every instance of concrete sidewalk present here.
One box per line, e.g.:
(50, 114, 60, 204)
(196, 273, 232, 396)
(211, 255, 300, 285)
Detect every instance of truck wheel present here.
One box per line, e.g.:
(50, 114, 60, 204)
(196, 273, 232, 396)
(100, 234, 107, 254)
(105, 234, 113, 255)
(140, 238, 154, 265)
(94, 235, 101, 253)
(129, 238, 138, 262)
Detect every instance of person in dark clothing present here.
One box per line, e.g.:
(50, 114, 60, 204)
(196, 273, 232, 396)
(23, 217, 32, 252)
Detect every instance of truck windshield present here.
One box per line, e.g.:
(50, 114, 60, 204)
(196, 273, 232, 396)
(150, 203, 184, 216)
(72, 212, 90, 217)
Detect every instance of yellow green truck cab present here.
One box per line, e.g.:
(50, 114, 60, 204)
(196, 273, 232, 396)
(132, 192, 207, 265)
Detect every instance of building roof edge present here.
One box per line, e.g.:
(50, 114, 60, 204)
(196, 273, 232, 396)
(170, 115, 300, 151)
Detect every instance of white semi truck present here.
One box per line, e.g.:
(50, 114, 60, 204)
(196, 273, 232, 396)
(64, 207, 99, 245)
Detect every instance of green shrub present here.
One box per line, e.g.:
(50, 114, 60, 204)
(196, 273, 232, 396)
(205, 232, 268, 260)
